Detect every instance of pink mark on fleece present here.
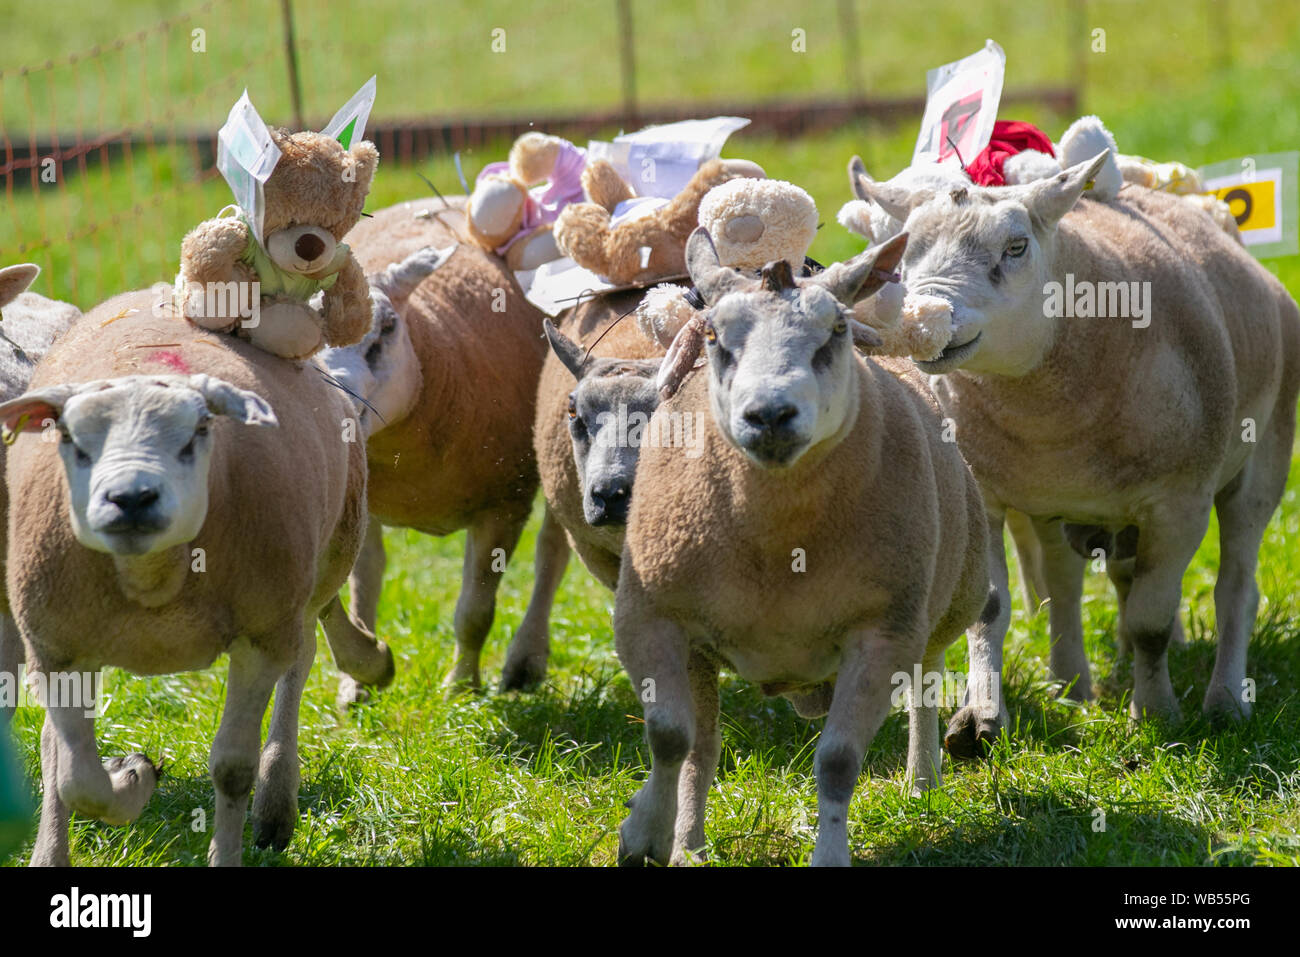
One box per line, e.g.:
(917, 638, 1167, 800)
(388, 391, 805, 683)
(150, 350, 190, 372)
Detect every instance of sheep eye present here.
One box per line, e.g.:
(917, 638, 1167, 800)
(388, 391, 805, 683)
(567, 395, 577, 420)
(704, 322, 717, 344)
(195, 421, 210, 437)
(380, 317, 396, 335)
(832, 319, 847, 335)
(1005, 238, 1028, 258)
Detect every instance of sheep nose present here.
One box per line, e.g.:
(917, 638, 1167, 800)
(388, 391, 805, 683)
(742, 402, 798, 432)
(295, 233, 327, 262)
(107, 486, 160, 518)
(588, 481, 631, 526)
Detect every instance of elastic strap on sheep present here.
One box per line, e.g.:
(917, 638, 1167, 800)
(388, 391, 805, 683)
(1, 413, 31, 445)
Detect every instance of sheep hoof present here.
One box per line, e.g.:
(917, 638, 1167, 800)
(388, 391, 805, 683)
(99, 752, 159, 825)
(617, 792, 674, 866)
(499, 655, 547, 692)
(251, 812, 297, 852)
(442, 668, 482, 697)
(943, 706, 1000, 761)
(1202, 685, 1251, 725)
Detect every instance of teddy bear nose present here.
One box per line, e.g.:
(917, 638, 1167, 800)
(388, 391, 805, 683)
(295, 233, 327, 262)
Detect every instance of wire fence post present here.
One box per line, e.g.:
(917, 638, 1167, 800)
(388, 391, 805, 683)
(1069, 0, 1086, 113)
(281, 0, 305, 129)
(616, 0, 638, 129)
(838, 0, 864, 99)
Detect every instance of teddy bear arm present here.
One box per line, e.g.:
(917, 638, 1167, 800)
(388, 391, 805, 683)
(321, 255, 373, 348)
(179, 217, 253, 284)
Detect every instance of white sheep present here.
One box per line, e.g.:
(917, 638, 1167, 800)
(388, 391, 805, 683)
(1, 288, 370, 866)
(0, 264, 80, 728)
(316, 197, 570, 696)
(614, 230, 989, 866)
(857, 153, 1300, 750)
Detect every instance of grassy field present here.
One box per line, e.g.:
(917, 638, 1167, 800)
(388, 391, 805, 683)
(2, 1, 1300, 866)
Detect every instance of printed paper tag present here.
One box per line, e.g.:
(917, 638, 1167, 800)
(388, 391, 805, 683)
(321, 76, 377, 149)
(589, 116, 750, 199)
(216, 91, 282, 245)
(913, 40, 1006, 169)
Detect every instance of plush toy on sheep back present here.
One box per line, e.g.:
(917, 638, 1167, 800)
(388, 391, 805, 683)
(177, 116, 378, 360)
(554, 157, 765, 287)
(465, 132, 589, 271)
(633, 177, 818, 350)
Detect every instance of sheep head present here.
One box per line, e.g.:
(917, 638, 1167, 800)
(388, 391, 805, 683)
(316, 244, 455, 437)
(544, 318, 661, 527)
(0, 374, 276, 557)
(663, 227, 906, 469)
(855, 151, 1109, 376)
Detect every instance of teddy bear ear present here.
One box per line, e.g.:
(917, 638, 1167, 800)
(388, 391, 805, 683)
(345, 141, 379, 187)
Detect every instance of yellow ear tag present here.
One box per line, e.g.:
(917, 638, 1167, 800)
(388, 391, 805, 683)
(1084, 179, 1096, 191)
(1, 412, 31, 445)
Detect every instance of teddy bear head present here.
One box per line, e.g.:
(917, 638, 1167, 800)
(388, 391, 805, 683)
(260, 128, 378, 276)
(697, 178, 818, 273)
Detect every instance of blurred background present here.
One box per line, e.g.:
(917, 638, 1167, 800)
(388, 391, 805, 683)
(3, 0, 1298, 306)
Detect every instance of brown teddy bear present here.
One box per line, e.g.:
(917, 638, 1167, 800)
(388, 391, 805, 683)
(464, 132, 589, 271)
(553, 157, 765, 286)
(176, 128, 378, 360)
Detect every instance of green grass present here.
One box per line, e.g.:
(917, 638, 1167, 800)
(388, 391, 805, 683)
(2, 1, 1300, 866)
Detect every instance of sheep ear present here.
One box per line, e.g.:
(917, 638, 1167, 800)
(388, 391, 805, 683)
(812, 232, 908, 307)
(187, 374, 278, 427)
(685, 228, 747, 305)
(656, 316, 706, 401)
(1019, 150, 1110, 230)
(856, 176, 933, 223)
(0, 264, 40, 308)
(374, 244, 456, 307)
(0, 384, 78, 434)
(543, 318, 586, 381)
(848, 156, 872, 201)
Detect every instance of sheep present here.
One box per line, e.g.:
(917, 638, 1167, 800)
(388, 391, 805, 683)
(0, 264, 80, 728)
(316, 196, 570, 698)
(614, 229, 990, 866)
(1, 288, 373, 866)
(855, 153, 1300, 751)
(532, 291, 667, 590)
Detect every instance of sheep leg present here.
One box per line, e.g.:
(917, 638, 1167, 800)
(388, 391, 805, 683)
(615, 614, 693, 866)
(0, 613, 21, 728)
(445, 510, 528, 691)
(32, 679, 156, 854)
(905, 645, 946, 796)
(1109, 556, 1186, 658)
(326, 520, 393, 709)
(208, 637, 287, 866)
(1030, 517, 1092, 701)
(672, 649, 720, 864)
(252, 622, 317, 851)
(944, 510, 1011, 759)
(30, 713, 71, 866)
(812, 630, 916, 867)
(1123, 502, 1212, 722)
(500, 504, 571, 691)
(1206, 410, 1292, 721)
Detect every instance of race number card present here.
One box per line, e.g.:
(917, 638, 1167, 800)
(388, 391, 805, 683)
(1199, 152, 1298, 259)
(913, 39, 1006, 170)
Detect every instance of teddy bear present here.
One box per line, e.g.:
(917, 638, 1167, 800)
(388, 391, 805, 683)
(633, 176, 817, 349)
(176, 127, 378, 360)
(553, 156, 766, 287)
(464, 132, 588, 271)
